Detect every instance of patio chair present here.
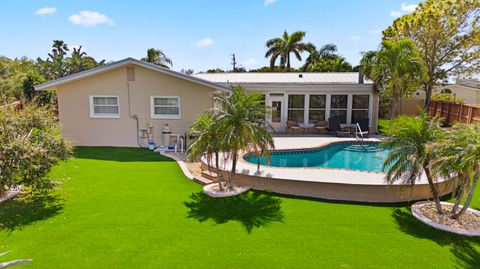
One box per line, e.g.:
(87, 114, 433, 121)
(353, 118, 370, 138)
(286, 120, 305, 134)
(328, 117, 350, 137)
(314, 120, 329, 134)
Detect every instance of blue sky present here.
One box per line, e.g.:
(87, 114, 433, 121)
(0, 0, 421, 72)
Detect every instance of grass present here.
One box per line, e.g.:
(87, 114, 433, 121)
(0, 147, 479, 268)
(378, 118, 391, 134)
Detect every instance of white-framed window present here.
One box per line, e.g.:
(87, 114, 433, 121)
(330, 95, 348, 123)
(287, 94, 305, 124)
(351, 95, 370, 123)
(89, 95, 120, 118)
(150, 96, 181, 119)
(308, 94, 326, 123)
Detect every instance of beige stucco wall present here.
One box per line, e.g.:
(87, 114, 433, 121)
(201, 162, 456, 203)
(56, 65, 217, 147)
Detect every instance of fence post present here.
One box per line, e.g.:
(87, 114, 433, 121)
(467, 106, 473, 124)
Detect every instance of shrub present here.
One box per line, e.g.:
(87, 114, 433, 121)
(0, 104, 72, 194)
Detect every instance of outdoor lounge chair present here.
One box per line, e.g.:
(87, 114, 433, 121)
(314, 120, 329, 134)
(353, 118, 370, 138)
(286, 120, 305, 134)
(328, 117, 350, 137)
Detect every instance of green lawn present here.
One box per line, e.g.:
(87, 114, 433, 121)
(378, 118, 391, 134)
(0, 147, 479, 268)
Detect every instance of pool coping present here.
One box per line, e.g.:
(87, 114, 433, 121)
(210, 137, 446, 186)
(242, 140, 387, 175)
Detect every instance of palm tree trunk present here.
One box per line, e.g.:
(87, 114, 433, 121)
(424, 166, 442, 214)
(287, 54, 291, 71)
(390, 92, 398, 120)
(215, 151, 224, 191)
(228, 150, 238, 189)
(451, 174, 467, 215)
(452, 166, 479, 219)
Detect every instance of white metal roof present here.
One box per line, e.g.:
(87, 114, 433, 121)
(193, 72, 372, 84)
(34, 58, 230, 92)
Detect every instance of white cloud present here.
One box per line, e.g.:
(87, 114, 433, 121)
(68, 11, 114, 26)
(390, 10, 402, 18)
(368, 28, 383, 34)
(243, 58, 257, 66)
(264, 0, 278, 6)
(35, 7, 56, 15)
(194, 38, 214, 47)
(401, 3, 418, 12)
(351, 35, 361, 41)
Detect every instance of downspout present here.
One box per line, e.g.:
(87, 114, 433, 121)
(127, 82, 143, 148)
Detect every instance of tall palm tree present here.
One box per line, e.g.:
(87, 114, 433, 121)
(51, 40, 69, 56)
(188, 112, 225, 191)
(360, 39, 425, 120)
(213, 86, 275, 188)
(382, 113, 445, 213)
(431, 123, 480, 219)
(141, 48, 173, 68)
(265, 31, 315, 71)
(302, 43, 337, 71)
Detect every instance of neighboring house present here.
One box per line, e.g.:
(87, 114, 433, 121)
(35, 58, 378, 147)
(194, 72, 378, 133)
(414, 78, 480, 104)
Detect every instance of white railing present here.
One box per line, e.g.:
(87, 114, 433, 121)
(355, 123, 364, 142)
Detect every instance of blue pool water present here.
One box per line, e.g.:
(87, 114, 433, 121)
(244, 142, 389, 172)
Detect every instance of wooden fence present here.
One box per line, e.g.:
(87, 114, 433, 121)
(428, 101, 480, 125)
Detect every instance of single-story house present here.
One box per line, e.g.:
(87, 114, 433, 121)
(194, 72, 378, 133)
(414, 78, 480, 104)
(35, 58, 378, 147)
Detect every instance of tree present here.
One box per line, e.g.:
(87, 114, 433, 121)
(431, 123, 480, 219)
(382, 113, 445, 213)
(212, 86, 274, 189)
(308, 55, 353, 72)
(265, 31, 315, 71)
(302, 43, 338, 71)
(205, 68, 225, 73)
(360, 39, 425, 120)
(37, 40, 105, 80)
(65, 46, 105, 74)
(141, 48, 173, 68)
(188, 112, 225, 191)
(383, 0, 480, 110)
(22, 72, 54, 106)
(0, 57, 39, 103)
(0, 104, 72, 194)
(249, 66, 295, 72)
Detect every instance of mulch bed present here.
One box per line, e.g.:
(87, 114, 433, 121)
(418, 203, 480, 231)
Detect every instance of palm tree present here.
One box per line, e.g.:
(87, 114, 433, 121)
(308, 55, 353, 72)
(51, 40, 69, 56)
(360, 39, 425, 120)
(213, 86, 275, 188)
(188, 112, 224, 191)
(265, 31, 315, 71)
(141, 48, 173, 68)
(382, 113, 445, 213)
(302, 43, 337, 71)
(431, 123, 480, 219)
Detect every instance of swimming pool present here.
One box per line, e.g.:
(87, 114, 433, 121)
(244, 142, 389, 172)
